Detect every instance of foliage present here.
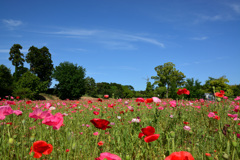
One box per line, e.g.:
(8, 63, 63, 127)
(230, 84, 240, 97)
(0, 64, 13, 97)
(85, 77, 97, 97)
(26, 46, 54, 86)
(203, 76, 230, 93)
(184, 78, 204, 99)
(122, 85, 134, 98)
(52, 62, 86, 100)
(13, 71, 48, 99)
(1, 98, 240, 159)
(145, 80, 154, 97)
(8, 44, 25, 81)
(151, 62, 186, 98)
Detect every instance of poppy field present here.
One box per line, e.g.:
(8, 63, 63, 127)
(1, 94, 240, 160)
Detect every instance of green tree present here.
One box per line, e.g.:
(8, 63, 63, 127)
(151, 62, 186, 98)
(145, 79, 154, 97)
(13, 71, 48, 99)
(230, 85, 240, 97)
(0, 65, 13, 97)
(203, 76, 230, 93)
(85, 76, 97, 97)
(52, 62, 86, 100)
(122, 85, 134, 98)
(96, 82, 111, 97)
(184, 78, 204, 99)
(9, 44, 25, 81)
(26, 46, 54, 86)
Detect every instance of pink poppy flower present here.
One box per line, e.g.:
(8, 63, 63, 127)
(152, 97, 161, 103)
(0, 105, 14, 120)
(13, 110, 22, 116)
(95, 152, 121, 160)
(183, 126, 191, 131)
(208, 112, 215, 118)
(29, 108, 52, 121)
(42, 112, 64, 130)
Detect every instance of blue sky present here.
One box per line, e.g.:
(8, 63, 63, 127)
(0, 0, 240, 91)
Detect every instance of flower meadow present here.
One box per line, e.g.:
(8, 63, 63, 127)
(1, 95, 240, 160)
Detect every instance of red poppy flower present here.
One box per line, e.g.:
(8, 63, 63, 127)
(145, 98, 153, 103)
(182, 88, 190, 95)
(144, 134, 160, 143)
(88, 100, 92, 104)
(29, 141, 53, 158)
(93, 111, 99, 115)
(104, 95, 109, 98)
(97, 98, 102, 102)
(183, 121, 189, 125)
(220, 90, 225, 94)
(16, 96, 20, 100)
(177, 89, 183, 95)
(205, 153, 211, 156)
(141, 126, 155, 136)
(215, 92, 224, 98)
(165, 151, 194, 160)
(26, 100, 32, 104)
(135, 97, 145, 102)
(90, 119, 112, 130)
(66, 149, 70, 152)
(98, 141, 104, 146)
(139, 126, 159, 143)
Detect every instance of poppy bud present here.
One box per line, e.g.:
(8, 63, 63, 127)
(222, 153, 229, 159)
(232, 141, 237, 147)
(22, 120, 25, 124)
(17, 142, 21, 146)
(170, 131, 175, 138)
(30, 136, 35, 142)
(13, 135, 17, 139)
(186, 147, 191, 152)
(126, 155, 130, 160)
(8, 138, 14, 144)
(72, 142, 76, 150)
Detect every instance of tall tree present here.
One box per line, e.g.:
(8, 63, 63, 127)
(151, 62, 185, 98)
(184, 78, 204, 99)
(52, 62, 86, 100)
(0, 65, 13, 97)
(9, 44, 25, 81)
(203, 76, 230, 93)
(26, 46, 53, 86)
(85, 76, 97, 97)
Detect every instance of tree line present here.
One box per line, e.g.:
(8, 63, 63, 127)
(0, 44, 239, 100)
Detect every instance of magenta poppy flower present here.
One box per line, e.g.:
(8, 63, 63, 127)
(0, 105, 14, 120)
(42, 112, 64, 130)
(95, 152, 121, 160)
(29, 108, 52, 121)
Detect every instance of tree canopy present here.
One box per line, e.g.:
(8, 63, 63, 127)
(52, 62, 86, 100)
(26, 46, 54, 86)
(9, 44, 25, 81)
(151, 62, 185, 98)
(0, 64, 13, 97)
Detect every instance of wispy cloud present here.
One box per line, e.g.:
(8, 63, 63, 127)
(100, 41, 137, 50)
(2, 19, 23, 29)
(0, 49, 10, 53)
(229, 4, 240, 14)
(53, 29, 99, 36)
(38, 28, 165, 48)
(123, 35, 165, 48)
(0, 49, 28, 53)
(191, 36, 208, 40)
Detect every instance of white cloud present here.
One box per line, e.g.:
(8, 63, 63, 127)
(229, 4, 240, 14)
(0, 49, 9, 53)
(0, 49, 28, 53)
(191, 36, 208, 40)
(40, 28, 165, 48)
(53, 29, 99, 36)
(2, 19, 23, 28)
(123, 35, 165, 48)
